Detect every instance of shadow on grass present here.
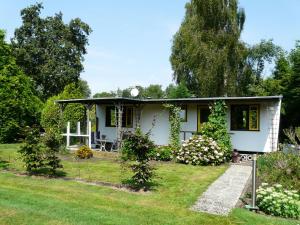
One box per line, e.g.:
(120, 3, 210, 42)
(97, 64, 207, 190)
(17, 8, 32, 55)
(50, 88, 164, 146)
(122, 178, 159, 192)
(29, 168, 67, 178)
(0, 160, 9, 170)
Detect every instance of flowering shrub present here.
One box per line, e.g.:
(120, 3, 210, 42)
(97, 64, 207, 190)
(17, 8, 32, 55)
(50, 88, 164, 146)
(257, 152, 300, 191)
(150, 145, 173, 161)
(175, 135, 226, 166)
(257, 183, 300, 219)
(198, 100, 232, 160)
(75, 145, 93, 159)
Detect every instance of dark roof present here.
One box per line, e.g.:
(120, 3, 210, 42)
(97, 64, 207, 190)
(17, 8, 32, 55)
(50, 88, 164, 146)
(55, 96, 282, 105)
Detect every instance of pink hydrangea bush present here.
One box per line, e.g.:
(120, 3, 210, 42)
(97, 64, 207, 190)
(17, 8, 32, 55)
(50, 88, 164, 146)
(175, 135, 226, 166)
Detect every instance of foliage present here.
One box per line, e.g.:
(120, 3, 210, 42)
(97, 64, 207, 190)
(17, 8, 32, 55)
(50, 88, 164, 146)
(164, 104, 181, 151)
(241, 40, 282, 96)
(11, 3, 92, 100)
(257, 183, 300, 219)
(175, 135, 225, 166)
(75, 145, 93, 159)
(150, 145, 173, 161)
(165, 82, 192, 98)
(18, 126, 45, 171)
(143, 84, 164, 99)
(257, 152, 300, 191)
(283, 127, 300, 147)
(42, 128, 63, 173)
(121, 128, 155, 190)
(41, 80, 89, 131)
(93, 91, 116, 98)
(170, 0, 246, 97)
(198, 100, 232, 159)
(0, 30, 42, 143)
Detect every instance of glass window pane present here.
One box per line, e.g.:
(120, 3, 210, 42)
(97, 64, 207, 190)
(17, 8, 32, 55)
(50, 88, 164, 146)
(179, 105, 187, 122)
(249, 105, 259, 130)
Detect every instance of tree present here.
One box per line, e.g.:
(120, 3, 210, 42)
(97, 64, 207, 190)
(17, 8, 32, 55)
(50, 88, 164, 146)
(93, 91, 116, 98)
(170, 0, 246, 97)
(143, 84, 164, 99)
(0, 30, 42, 143)
(240, 40, 282, 96)
(165, 82, 192, 98)
(11, 3, 92, 100)
(283, 41, 300, 127)
(41, 80, 90, 132)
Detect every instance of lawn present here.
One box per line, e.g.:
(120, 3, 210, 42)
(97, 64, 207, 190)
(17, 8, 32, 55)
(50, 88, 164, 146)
(0, 144, 298, 225)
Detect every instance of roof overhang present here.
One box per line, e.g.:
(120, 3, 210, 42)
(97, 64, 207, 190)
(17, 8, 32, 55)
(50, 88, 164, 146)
(55, 96, 282, 105)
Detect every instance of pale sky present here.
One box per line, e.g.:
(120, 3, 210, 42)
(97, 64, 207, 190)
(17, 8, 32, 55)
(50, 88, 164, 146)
(1, 0, 299, 95)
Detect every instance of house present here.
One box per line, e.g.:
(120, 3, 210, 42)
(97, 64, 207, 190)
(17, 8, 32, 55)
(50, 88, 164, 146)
(56, 95, 282, 153)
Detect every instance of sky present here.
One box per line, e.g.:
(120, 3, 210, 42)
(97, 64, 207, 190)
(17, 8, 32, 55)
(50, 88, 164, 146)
(1, 0, 300, 95)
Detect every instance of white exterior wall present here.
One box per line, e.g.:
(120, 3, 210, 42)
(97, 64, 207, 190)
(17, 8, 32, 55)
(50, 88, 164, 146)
(139, 104, 170, 145)
(95, 100, 281, 152)
(228, 101, 280, 152)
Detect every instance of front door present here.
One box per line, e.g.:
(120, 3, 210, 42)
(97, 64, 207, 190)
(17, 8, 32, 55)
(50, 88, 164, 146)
(197, 106, 210, 132)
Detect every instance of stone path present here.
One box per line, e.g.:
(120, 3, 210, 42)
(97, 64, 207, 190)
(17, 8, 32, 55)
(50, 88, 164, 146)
(191, 164, 252, 215)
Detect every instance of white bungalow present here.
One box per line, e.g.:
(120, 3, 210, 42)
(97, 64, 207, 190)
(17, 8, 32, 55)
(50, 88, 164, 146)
(56, 96, 282, 153)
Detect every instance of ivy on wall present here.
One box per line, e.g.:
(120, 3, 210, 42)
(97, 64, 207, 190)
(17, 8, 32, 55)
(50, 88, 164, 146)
(164, 104, 181, 150)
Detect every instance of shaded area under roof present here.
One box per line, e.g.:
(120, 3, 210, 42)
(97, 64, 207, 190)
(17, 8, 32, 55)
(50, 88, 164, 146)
(55, 96, 282, 105)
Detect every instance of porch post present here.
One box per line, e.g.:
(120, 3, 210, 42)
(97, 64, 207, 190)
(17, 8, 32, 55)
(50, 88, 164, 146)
(88, 121, 92, 148)
(84, 104, 93, 147)
(116, 103, 123, 150)
(66, 121, 70, 148)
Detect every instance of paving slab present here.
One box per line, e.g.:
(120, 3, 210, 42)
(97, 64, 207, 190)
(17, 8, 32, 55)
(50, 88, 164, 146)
(191, 164, 252, 215)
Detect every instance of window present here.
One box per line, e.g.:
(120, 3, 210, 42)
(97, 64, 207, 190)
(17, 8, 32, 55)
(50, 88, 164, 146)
(105, 106, 133, 128)
(197, 106, 210, 132)
(231, 105, 259, 131)
(179, 105, 187, 122)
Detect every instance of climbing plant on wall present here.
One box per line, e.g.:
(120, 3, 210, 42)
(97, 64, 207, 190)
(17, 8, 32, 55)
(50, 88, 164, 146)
(164, 104, 181, 150)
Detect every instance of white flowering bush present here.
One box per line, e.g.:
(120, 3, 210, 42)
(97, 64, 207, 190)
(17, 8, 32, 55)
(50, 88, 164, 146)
(175, 135, 226, 166)
(257, 183, 300, 219)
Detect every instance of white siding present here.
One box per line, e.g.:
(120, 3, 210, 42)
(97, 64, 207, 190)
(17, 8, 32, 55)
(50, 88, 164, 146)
(95, 100, 281, 152)
(227, 101, 281, 152)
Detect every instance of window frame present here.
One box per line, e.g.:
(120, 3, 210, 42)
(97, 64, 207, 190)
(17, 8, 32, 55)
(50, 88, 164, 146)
(230, 104, 260, 131)
(179, 105, 187, 122)
(105, 106, 133, 128)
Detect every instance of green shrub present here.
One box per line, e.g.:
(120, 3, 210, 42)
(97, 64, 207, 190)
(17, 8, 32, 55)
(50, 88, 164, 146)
(198, 100, 232, 160)
(175, 135, 226, 166)
(257, 183, 300, 219)
(75, 145, 93, 159)
(150, 145, 173, 161)
(42, 128, 63, 173)
(121, 128, 155, 190)
(257, 152, 300, 191)
(18, 126, 45, 172)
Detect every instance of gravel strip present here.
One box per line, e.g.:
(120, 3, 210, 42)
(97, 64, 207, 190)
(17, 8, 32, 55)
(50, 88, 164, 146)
(191, 164, 252, 215)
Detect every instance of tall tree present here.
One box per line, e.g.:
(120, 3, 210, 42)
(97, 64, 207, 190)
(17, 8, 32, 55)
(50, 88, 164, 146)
(143, 84, 164, 99)
(11, 3, 92, 100)
(0, 30, 42, 143)
(170, 0, 245, 97)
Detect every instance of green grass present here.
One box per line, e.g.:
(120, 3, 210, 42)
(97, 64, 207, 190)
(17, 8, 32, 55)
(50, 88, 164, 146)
(0, 144, 298, 225)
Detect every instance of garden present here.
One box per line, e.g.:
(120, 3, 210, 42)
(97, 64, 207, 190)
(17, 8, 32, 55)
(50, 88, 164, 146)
(0, 101, 299, 224)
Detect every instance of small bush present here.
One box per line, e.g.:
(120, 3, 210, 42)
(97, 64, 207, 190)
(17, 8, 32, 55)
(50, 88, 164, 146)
(75, 145, 93, 159)
(121, 128, 155, 190)
(257, 152, 300, 191)
(151, 145, 173, 161)
(18, 126, 45, 172)
(257, 183, 300, 219)
(42, 129, 63, 173)
(175, 135, 225, 166)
